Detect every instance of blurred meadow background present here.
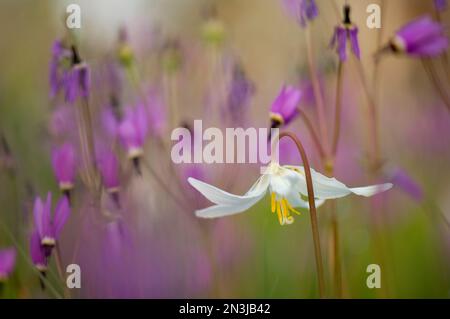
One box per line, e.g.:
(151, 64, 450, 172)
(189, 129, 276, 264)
(0, 0, 449, 298)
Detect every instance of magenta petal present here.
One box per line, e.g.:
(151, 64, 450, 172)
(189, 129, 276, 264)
(0, 248, 16, 277)
(53, 196, 70, 239)
(337, 27, 347, 61)
(33, 197, 44, 239)
(42, 192, 53, 239)
(51, 143, 76, 185)
(98, 150, 120, 189)
(30, 231, 47, 269)
(349, 27, 360, 59)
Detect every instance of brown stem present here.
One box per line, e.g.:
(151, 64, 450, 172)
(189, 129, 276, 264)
(422, 59, 450, 112)
(332, 61, 344, 157)
(278, 131, 326, 298)
(305, 27, 330, 156)
(330, 200, 342, 298)
(297, 108, 326, 159)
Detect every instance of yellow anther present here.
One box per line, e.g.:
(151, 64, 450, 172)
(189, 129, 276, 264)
(286, 200, 302, 215)
(276, 201, 284, 225)
(271, 193, 276, 213)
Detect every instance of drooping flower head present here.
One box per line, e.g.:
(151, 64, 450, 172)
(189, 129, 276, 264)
(387, 16, 449, 58)
(118, 104, 149, 158)
(201, 6, 226, 47)
(117, 26, 135, 68)
(65, 46, 90, 103)
(434, 0, 448, 12)
(30, 231, 48, 273)
(33, 193, 70, 257)
(189, 161, 393, 226)
(282, 0, 318, 28)
(330, 5, 360, 61)
(49, 40, 71, 98)
(388, 168, 423, 202)
(51, 143, 77, 192)
(118, 104, 149, 174)
(270, 85, 302, 128)
(227, 62, 255, 124)
(0, 248, 16, 281)
(97, 147, 120, 194)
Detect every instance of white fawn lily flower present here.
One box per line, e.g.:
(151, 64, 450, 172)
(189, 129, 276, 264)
(188, 161, 393, 225)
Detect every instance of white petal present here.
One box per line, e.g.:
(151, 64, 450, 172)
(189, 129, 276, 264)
(188, 175, 269, 206)
(195, 193, 265, 218)
(267, 165, 301, 198)
(350, 183, 393, 197)
(188, 175, 270, 219)
(286, 166, 392, 199)
(286, 192, 326, 209)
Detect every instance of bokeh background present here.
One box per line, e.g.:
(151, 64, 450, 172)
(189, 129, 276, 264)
(0, 0, 449, 298)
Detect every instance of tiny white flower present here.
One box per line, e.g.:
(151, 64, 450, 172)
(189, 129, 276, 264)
(188, 162, 393, 225)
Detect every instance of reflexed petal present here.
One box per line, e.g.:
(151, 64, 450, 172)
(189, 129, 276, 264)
(349, 27, 360, 59)
(188, 175, 269, 206)
(195, 195, 264, 218)
(0, 248, 16, 276)
(42, 192, 53, 238)
(53, 196, 70, 238)
(287, 166, 393, 199)
(350, 184, 393, 197)
(33, 197, 44, 239)
(30, 231, 47, 268)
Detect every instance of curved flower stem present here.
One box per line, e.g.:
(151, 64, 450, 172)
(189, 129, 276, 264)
(305, 27, 330, 156)
(278, 131, 326, 298)
(297, 108, 326, 160)
(332, 61, 344, 158)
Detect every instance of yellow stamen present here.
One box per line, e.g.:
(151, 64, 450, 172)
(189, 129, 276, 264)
(270, 196, 302, 225)
(286, 200, 302, 215)
(271, 193, 276, 213)
(276, 201, 284, 225)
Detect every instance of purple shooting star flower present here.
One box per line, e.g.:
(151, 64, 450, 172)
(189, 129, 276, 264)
(0, 248, 16, 281)
(97, 147, 121, 207)
(282, 0, 318, 28)
(330, 5, 360, 61)
(118, 104, 149, 173)
(227, 62, 255, 124)
(270, 85, 302, 128)
(388, 168, 423, 202)
(64, 46, 91, 103)
(49, 40, 71, 98)
(30, 231, 48, 273)
(51, 143, 77, 194)
(434, 0, 448, 11)
(387, 16, 449, 58)
(33, 193, 70, 257)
